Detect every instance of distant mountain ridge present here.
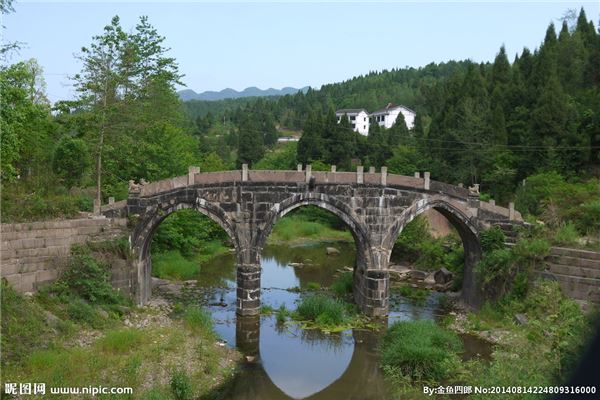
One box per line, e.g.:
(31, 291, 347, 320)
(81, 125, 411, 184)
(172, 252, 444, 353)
(179, 86, 310, 102)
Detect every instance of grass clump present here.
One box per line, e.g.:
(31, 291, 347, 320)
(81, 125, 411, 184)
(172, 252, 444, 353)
(294, 294, 354, 329)
(276, 304, 290, 324)
(330, 272, 353, 296)
(398, 286, 428, 303)
(380, 320, 463, 383)
(183, 305, 213, 334)
(305, 281, 321, 290)
(170, 369, 193, 400)
(97, 329, 144, 353)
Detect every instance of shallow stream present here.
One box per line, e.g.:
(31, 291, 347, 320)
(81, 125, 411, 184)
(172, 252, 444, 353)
(159, 242, 491, 399)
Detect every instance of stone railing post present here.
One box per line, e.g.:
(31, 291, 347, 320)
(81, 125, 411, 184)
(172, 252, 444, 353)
(489, 199, 495, 206)
(424, 172, 430, 190)
(188, 166, 200, 185)
(331, 165, 336, 172)
(369, 166, 375, 174)
(509, 202, 515, 221)
(93, 199, 101, 215)
(414, 172, 420, 178)
(108, 197, 115, 205)
(357, 166, 364, 184)
(242, 164, 248, 182)
(297, 164, 303, 171)
(305, 164, 312, 183)
(381, 166, 387, 185)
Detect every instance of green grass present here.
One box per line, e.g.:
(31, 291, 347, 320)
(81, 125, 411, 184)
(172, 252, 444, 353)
(380, 320, 463, 383)
(457, 281, 598, 399)
(152, 241, 230, 281)
(305, 281, 321, 290)
(293, 294, 361, 331)
(97, 329, 145, 353)
(398, 286, 428, 303)
(183, 305, 214, 334)
(276, 304, 290, 324)
(268, 216, 353, 244)
(330, 272, 353, 296)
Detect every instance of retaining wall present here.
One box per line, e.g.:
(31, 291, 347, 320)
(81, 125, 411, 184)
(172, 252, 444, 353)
(1, 217, 130, 294)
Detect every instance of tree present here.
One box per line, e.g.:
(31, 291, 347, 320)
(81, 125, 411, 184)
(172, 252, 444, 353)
(73, 15, 190, 200)
(237, 115, 264, 167)
(52, 137, 90, 187)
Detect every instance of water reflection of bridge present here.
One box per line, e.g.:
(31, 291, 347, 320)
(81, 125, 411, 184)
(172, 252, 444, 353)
(226, 315, 391, 400)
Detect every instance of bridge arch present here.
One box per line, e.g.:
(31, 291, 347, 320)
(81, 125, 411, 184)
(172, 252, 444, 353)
(384, 196, 483, 307)
(255, 192, 373, 271)
(131, 197, 239, 305)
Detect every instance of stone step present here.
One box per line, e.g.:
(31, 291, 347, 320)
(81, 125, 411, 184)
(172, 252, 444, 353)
(550, 246, 600, 261)
(545, 263, 600, 280)
(547, 255, 600, 270)
(535, 271, 600, 302)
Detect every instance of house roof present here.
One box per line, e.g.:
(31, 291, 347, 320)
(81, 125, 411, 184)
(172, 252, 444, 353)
(370, 103, 416, 116)
(335, 108, 367, 115)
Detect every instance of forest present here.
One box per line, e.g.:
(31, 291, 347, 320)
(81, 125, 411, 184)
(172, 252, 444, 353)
(2, 7, 599, 236)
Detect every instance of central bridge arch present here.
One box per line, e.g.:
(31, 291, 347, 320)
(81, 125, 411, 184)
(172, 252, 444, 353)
(255, 192, 373, 270)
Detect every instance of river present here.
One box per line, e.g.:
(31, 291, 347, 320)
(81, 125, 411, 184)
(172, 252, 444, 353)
(157, 241, 491, 399)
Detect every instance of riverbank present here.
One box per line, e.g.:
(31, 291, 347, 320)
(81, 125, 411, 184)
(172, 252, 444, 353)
(1, 283, 240, 399)
(443, 281, 598, 399)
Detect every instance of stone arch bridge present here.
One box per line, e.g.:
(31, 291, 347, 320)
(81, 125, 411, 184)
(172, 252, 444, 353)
(103, 165, 522, 317)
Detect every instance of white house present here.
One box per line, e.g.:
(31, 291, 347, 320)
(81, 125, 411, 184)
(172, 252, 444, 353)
(335, 109, 370, 136)
(370, 103, 415, 130)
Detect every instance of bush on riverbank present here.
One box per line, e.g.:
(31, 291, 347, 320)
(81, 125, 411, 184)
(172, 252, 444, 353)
(380, 320, 463, 383)
(458, 280, 598, 399)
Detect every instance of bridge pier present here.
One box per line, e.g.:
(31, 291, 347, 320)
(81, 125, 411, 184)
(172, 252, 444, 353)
(237, 263, 261, 316)
(354, 269, 390, 317)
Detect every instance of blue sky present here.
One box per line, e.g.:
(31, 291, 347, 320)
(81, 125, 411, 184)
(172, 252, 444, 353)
(4, 1, 600, 102)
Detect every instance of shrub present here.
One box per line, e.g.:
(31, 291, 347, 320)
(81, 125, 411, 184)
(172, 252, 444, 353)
(306, 282, 321, 290)
(170, 369, 193, 400)
(577, 200, 600, 235)
(380, 320, 462, 382)
(480, 226, 506, 253)
(330, 272, 353, 296)
(55, 247, 127, 306)
(476, 249, 515, 300)
(553, 223, 579, 246)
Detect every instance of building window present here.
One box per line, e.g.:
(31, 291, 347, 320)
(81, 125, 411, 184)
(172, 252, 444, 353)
(363, 125, 366, 130)
(350, 116, 356, 121)
(352, 124, 356, 129)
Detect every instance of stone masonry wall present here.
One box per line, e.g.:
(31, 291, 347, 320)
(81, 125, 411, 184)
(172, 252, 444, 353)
(538, 246, 600, 304)
(1, 217, 130, 294)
